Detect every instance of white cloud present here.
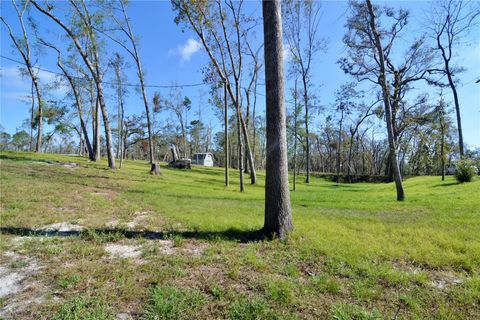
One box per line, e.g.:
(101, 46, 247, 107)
(37, 69, 58, 84)
(1, 65, 67, 98)
(1, 91, 31, 101)
(283, 43, 292, 62)
(0, 66, 30, 89)
(168, 38, 202, 62)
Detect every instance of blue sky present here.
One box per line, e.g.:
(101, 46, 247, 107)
(1, 0, 479, 148)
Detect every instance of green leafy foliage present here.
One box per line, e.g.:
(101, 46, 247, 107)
(455, 160, 477, 183)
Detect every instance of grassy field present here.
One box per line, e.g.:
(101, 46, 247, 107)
(0, 151, 479, 319)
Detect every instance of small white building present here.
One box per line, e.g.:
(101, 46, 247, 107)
(191, 153, 214, 166)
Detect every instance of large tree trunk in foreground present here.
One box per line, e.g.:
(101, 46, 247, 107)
(366, 0, 404, 201)
(262, 0, 293, 239)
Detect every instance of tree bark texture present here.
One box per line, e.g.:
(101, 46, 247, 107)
(262, 0, 293, 239)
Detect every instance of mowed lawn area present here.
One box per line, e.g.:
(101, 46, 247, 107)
(0, 151, 479, 319)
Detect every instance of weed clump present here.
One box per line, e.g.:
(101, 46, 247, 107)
(454, 160, 477, 183)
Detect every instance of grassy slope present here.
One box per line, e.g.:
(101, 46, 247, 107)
(0, 151, 479, 319)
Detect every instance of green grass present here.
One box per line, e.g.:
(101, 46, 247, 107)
(0, 151, 479, 319)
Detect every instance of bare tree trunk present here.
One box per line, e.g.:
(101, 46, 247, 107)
(118, 100, 124, 166)
(110, 53, 125, 164)
(96, 82, 116, 168)
(303, 77, 310, 183)
(439, 104, 446, 181)
(252, 85, 257, 168)
(95, 95, 101, 161)
(236, 99, 244, 192)
(446, 72, 463, 157)
(118, 1, 155, 166)
(336, 108, 344, 184)
(29, 81, 35, 151)
(1, 7, 43, 152)
(263, 0, 293, 239)
(181, 122, 187, 159)
(117, 123, 121, 159)
(240, 112, 256, 184)
(117, 102, 121, 160)
(89, 81, 99, 161)
(79, 133, 84, 156)
(224, 82, 229, 186)
(293, 78, 299, 192)
(229, 134, 233, 169)
(175, 0, 256, 184)
(244, 89, 250, 175)
(44, 43, 95, 161)
(433, 1, 470, 158)
(347, 129, 355, 181)
(366, 0, 404, 201)
(32, 0, 116, 168)
(71, 85, 94, 161)
(32, 77, 43, 152)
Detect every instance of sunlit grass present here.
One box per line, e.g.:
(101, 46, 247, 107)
(1, 151, 479, 319)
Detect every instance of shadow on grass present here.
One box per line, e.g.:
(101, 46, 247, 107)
(432, 181, 459, 187)
(323, 184, 363, 192)
(0, 226, 266, 243)
(0, 154, 44, 162)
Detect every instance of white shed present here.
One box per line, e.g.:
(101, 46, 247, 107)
(192, 153, 214, 166)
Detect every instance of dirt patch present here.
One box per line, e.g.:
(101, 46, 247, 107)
(34, 160, 78, 168)
(429, 271, 463, 290)
(0, 266, 25, 298)
(36, 222, 85, 232)
(105, 244, 143, 260)
(61, 162, 79, 168)
(105, 211, 152, 230)
(177, 264, 227, 290)
(0, 252, 41, 297)
(126, 211, 151, 229)
(391, 260, 423, 275)
(392, 260, 464, 290)
(91, 191, 112, 197)
(116, 312, 134, 320)
(0, 251, 45, 318)
(161, 240, 176, 255)
(182, 241, 208, 256)
(106, 219, 120, 228)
